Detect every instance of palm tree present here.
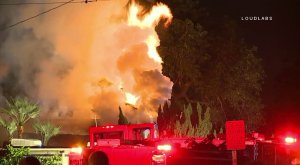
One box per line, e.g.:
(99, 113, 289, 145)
(0, 97, 40, 138)
(0, 117, 17, 140)
(33, 122, 60, 146)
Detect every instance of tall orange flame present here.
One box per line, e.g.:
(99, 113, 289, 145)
(127, 1, 172, 63)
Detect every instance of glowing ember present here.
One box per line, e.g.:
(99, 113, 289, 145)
(125, 92, 139, 107)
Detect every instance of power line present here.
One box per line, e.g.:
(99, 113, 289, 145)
(0, 0, 98, 6)
(1, 0, 77, 31)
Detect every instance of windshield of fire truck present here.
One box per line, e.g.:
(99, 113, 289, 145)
(94, 131, 123, 141)
(133, 128, 152, 140)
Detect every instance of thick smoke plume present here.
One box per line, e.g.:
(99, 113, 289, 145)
(0, 0, 173, 134)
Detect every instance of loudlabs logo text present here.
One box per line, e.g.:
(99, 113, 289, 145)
(241, 16, 272, 21)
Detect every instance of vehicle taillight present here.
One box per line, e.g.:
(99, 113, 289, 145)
(157, 144, 172, 151)
(152, 154, 166, 165)
(285, 136, 297, 144)
(71, 147, 83, 154)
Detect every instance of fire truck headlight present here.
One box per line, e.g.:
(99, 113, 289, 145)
(71, 147, 83, 154)
(157, 144, 172, 151)
(152, 154, 166, 163)
(285, 136, 297, 144)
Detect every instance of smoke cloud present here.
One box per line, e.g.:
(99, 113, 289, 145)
(0, 0, 172, 134)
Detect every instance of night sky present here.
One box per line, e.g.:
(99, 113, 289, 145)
(199, 0, 300, 132)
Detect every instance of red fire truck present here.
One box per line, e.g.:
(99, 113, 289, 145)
(69, 122, 300, 165)
(68, 123, 231, 165)
(69, 123, 167, 165)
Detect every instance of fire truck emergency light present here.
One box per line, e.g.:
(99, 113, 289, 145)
(285, 136, 297, 144)
(152, 154, 166, 163)
(157, 144, 172, 151)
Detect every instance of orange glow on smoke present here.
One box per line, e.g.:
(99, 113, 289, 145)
(6, 0, 174, 133)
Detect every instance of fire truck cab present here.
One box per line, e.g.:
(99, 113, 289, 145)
(69, 123, 164, 165)
(90, 123, 159, 146)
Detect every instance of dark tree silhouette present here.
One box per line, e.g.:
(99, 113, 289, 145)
(118, 106, 129, 125)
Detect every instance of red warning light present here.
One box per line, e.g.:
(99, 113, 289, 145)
(285, 136, 297, 144)
(157, 144, 172, 151)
